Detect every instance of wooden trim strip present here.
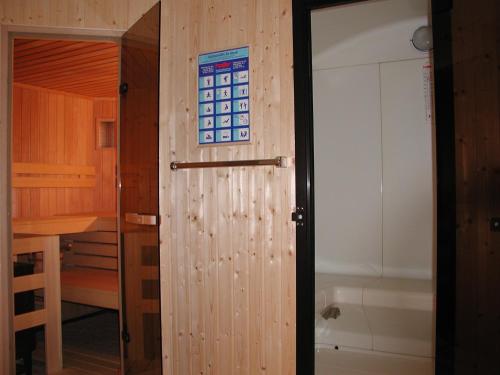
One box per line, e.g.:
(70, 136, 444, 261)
(14, 309, 47, 332)
(13, 273, 45, 293)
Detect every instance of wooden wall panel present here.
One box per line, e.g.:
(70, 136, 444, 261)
(0, 0, 128, 30)
(93, 98, 117, 213)
(159, 1, 295, 374)
(0, 1, 155, 371)
(11, 84, 116, 218)
(0, 0, 158, 30)
(453, 0, 500, 373)
(14, 39, 119, 98)
(128, 0, 159, 27)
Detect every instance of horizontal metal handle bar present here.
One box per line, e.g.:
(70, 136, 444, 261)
(170, 156, 287, 170)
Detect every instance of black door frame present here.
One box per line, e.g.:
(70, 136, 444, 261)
(292, 0, 456, 374)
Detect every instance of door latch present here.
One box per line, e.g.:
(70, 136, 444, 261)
(491, 217, 500, 232)
(292, 207, 305, 226)
(121, 329, 130, 343)
(119, 82, 128, 95)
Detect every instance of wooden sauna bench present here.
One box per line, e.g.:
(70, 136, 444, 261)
(13, 213, 119, 310)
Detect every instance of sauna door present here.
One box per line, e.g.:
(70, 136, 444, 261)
(119, 3, 161, 374)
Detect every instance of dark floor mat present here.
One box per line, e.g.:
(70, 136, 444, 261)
(30, 310, 120, 374)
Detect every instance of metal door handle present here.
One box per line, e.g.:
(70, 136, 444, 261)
(125, 213, 157, 225)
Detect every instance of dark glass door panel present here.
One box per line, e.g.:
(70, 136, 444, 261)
(120, 3, 161, 374)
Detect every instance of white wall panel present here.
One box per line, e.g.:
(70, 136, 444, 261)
(381, 58, 434, 279)
(313, 64, 383, 276)
(312, 0, 434, 280)
(311, 0, 429, 71)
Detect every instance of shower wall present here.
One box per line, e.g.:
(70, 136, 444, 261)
(312, 0, 434, 279)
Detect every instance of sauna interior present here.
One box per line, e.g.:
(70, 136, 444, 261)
(312, 0, 436, 374)
(11, 38, 121, 373)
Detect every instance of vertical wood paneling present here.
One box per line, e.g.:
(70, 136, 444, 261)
(128, 0, 158, 27)
(11, 84, 117, 217)
(453, 0, 500, 373)
(0, 0, 128, 30)
(159, 1, 296, 374)
(94, 98, 117, 213)
(0, 1, 156, 372)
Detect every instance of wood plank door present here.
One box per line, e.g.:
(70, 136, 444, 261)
(119, 3, 161, 374)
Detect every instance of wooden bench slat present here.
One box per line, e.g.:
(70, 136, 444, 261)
(141, 266, 159, 280)
(13, 215, 117, 235)
(12, 176, 96, 188)
(141, 299, 160, 314)
(13, 235, 56, 255)
(13, 162, 95, 176)
(61, 268, 119, 310)
(13, 273, 45, 293)
(61, 286, 119, 310)
(71, 242, 117, 257)
(14, 309, 47, 331)
(59, 230, 120, 310)
(64, 254, 118, 270)
(63, 231, 117, 244)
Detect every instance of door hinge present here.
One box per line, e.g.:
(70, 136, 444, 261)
(119, 82, 128, 95)
(121, 329, 131, 343)
(491, 217, 500, 232)
(291, 207, 305, 226)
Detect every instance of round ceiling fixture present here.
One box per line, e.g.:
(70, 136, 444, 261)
(412, 26, 433, 52)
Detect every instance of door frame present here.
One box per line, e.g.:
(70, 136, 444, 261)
(292, 0, 457, 374)
(0, 25, 123, 374)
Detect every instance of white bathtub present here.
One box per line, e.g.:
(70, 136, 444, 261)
(315, 273, 435, 358)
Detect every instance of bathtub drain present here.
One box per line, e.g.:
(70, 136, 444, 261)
(320, 304, 341, 320)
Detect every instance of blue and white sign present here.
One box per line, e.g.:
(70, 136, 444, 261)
(198, 47, 250, 145)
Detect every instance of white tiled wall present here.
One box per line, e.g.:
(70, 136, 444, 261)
(312, 0, 434, 279)
(381, 58, 434, 279)
(313, 65, 383, 276)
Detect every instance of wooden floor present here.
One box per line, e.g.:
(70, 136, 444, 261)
(31, 311, 120, 375)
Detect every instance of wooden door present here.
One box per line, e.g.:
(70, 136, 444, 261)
(119, 3, 161, 374)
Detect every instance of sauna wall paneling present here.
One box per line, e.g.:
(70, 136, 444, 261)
(93, 98, 117, 214)
(159, 0, 296, 374)
(13, 39, 119, 98)
(11, 84, 117, 218)
(0, 1, 154, 371)
(1, 0, 146, 30)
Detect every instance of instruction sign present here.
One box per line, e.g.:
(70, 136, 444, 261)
(198, 47, 250, 145)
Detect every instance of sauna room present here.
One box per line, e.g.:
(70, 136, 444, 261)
(11, 37, 122, 373)
(312, 0, 436, 373)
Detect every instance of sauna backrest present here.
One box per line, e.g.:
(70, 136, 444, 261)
(61, 231, 118, 271)
(12, 162, 96, 188)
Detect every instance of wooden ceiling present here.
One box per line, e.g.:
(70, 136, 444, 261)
(13, 38, 119, 98)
